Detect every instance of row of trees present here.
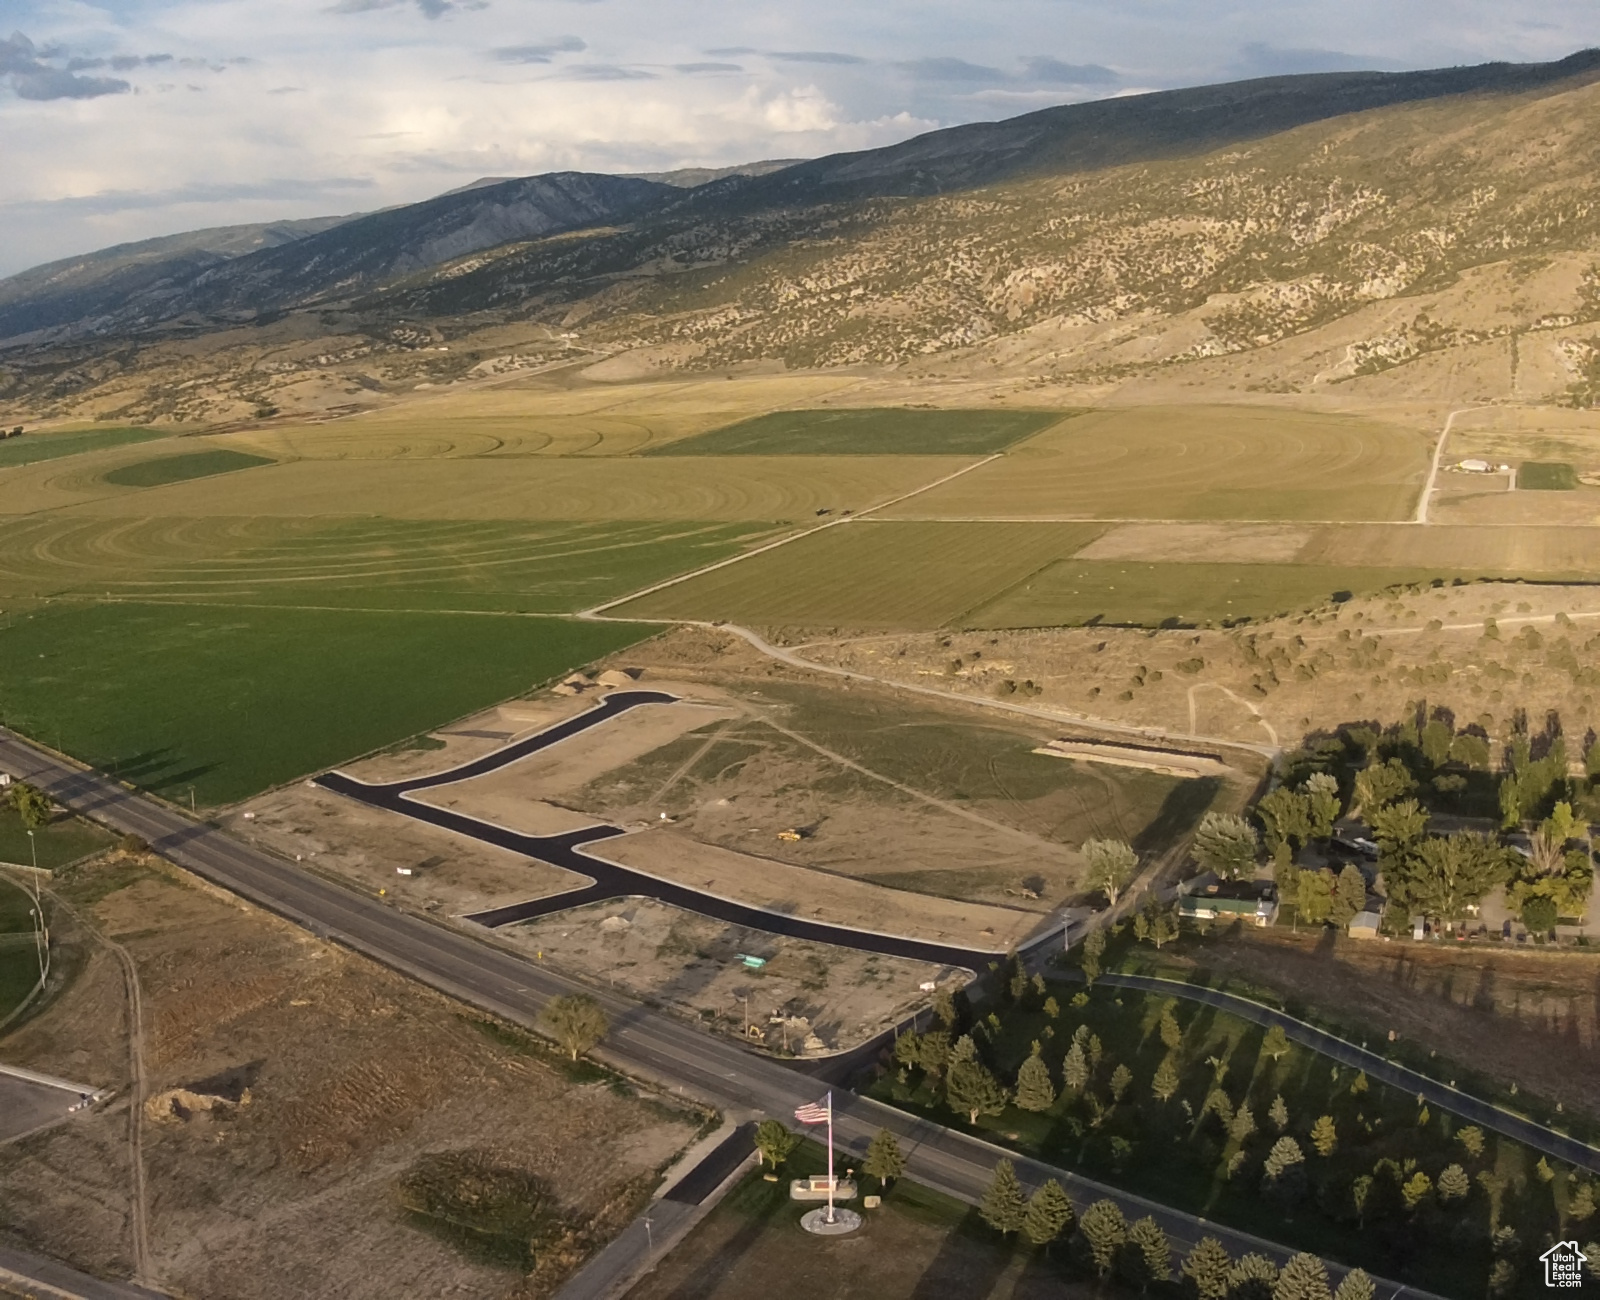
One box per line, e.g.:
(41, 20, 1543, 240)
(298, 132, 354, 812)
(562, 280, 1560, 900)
(979, 1157, 1377, 1299)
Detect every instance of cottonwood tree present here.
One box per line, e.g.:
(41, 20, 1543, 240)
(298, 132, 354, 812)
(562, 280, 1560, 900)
(1354, 757, 1416, 813)
(947, 1056, 1007, 1125)
(1367, 798, 1429, 864)
(1021, 1178, 1074, 1247)
(1084, 838, 1138, 907)
(1181, 1236, 1233, 1300)
(1274, 1252, 1333, 1300)
(1262, 1025, 1290, 1061)
(542, 994, 608, 1060)
(980, 1158, 1027, 1233)
(1394, 831, 1512, 926)
(1304, 772, 1342, 839)
(1076, 1199, 1128, 1277)
(1120, 1217, 1172, 1289)
(862, 1128, 905, 1187)
(755, 1119, 799, 1171)
(1226, 1253, 1280, 1300)
(1333, 865, 1368, 924)
(6, 782, 50, 830)
(1015, 1053, 1056, 1112)
(1193, 813, 1260, 880)
(1256, 786, 1314, 856)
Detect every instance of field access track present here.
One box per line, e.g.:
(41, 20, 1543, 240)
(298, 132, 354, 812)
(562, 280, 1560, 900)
(315, 690, 1007, 972)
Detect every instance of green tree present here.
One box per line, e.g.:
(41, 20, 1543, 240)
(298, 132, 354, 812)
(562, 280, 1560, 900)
(1062, 1039, 1089, 1093)
(1354, 757, 1416, 812)
(1296, 870, 1335, 925)
(1332, 1268, 1375, 1300)
(1043, 995, 1060, 1020)
(951, 1034, 978, 1065)
(1084, 838, 1138, 907)
(979, 1158, 1027, 1234)
(1081, 928, 1106, 986)
(1522, 893, 1558, 933)
(1569, 1180, 1596, 1222)
(892, 1032, 921, 1069)
(1226, 1253, 1280, 1300)
(1015, 1053, 1056, 1112)
(1350, 1175, 1374, 1227)
(1394, 831, 1511, 926)
(1230, 1105, 1257, 1143)
(1193, 812, 1260, 880)
(1256, 787, 1313, 856)
(918, 1030, 952, 1079)
(947, 1057, 1008, 1125)
(1401, 1170, 1433, 1210)
(754, 1119, 799, 1171)
(542, 994, 608, 1061)
(1457, 1125, 1484, 1159)
(862, 1128, 905, 1187)
(1436, 1163, 1469, 1203)
(1310, 1115, 1337, 1157)
(1076, 1199, 1128, 1277)
(1121, 1216, 1172, 1290)
(1181, 1236, 1233, 1300)
(1263, 1137, 1306, 1203)
(6, 781, 51, 830)
(1333, 865, 1367, 924)
(1366, 798, 1429, 860)
(1021, 1178, 1074, 1247)
(1262, 1024, 1290, 1061)
(1303, 772, 1342, 840)
(932, 987, 958, 1028)
(1146, 900, 1180, 949)
(1159, 1002, 1183, 1051)
(1110, 1063, 1133, 1103)
(1152, 1054, 1180, 1103)
(1274, 1253, 1332, 1300)
(1269, 1095, 1289, 1131)
(1350, 1070, 1369, 1097)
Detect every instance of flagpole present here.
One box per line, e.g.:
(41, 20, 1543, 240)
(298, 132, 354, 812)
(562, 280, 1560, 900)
(826, 1091, 835, 1223)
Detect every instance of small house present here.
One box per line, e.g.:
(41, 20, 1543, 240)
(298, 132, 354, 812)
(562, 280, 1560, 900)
(1179, 880, 1278, 927)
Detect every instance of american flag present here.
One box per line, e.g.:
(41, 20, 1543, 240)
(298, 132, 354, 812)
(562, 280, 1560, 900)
(794, 1096, 831, 1125)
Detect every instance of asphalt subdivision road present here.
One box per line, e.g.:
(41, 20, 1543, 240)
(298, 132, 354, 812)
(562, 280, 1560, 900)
(0, 726, 1450, 1298)
(315, 689, 1006, 971)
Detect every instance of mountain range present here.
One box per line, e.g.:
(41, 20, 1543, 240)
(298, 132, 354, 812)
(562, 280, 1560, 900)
(3, 49, 1599, 421)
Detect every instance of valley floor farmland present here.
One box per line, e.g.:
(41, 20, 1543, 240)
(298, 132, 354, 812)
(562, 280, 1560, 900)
(0, 602, 652, 805)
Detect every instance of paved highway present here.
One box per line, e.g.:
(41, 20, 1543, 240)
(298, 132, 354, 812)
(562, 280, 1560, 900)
(0, 729, 1445, 1297)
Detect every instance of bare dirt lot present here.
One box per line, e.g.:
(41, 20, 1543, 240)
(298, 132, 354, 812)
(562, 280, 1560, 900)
(0, 852, 702, 1299)
(501, 898, 947, 1055)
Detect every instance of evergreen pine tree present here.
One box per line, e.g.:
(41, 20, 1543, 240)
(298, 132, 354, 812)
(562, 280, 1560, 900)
(951, 1034, 978, 1064)
(1456, 1125, 1484, 1158)
(1230, 1105, 1256, 1142)
(1021, 1178, 1074, 1246)
(1569, 1179, 1596, 1221)
(1332, 1268, 1375, 1300)
(1226, 1253, 1280, 1300)
(979, 1158, 1027, 1234)
(919, 1030, 951, 1078)
(1119, 1216, 1171, 1289)
(1076, 1199, 1128, 1277)
(1274, 1252, 1333, 1300)
(1062, 1039, 1089, 1092)
(947, 1056, 1008, 1125)
(1436, 1163, 1469, 1203)
(1269, 1094, 1289, 1131)
(1015, 1053, 1057, 1112)
(862, 1128, 906, 1188)
(1152, 1054, 1180, 1103)
(1088, 1034, 1104, 1074)
(1159, 1003, 1183, 1051)
(1181, 1236, 1233, 1300)
(1310, 1115, 1337, 1157)
(1043, 995, 1060, 1020)
(1110, 1063, 1133, 1103)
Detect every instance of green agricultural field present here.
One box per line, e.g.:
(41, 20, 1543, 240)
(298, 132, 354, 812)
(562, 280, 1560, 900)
(0, 603, 653, 805)
(103, 449, 275, 488)
(1517, 461, 1580, 490)
(643, 408, 1069, 457)
(0, 516, 774, 611)
(613, 521, 1105, 627)
(966, 561, 1479, 628)
(0, 426, 167, 469)
(0, 807, 111, 870)
(0, 875, 43, 1023)
(881, 406, 1430, 522)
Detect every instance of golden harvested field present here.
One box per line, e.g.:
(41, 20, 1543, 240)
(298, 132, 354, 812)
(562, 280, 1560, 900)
(880, 405, 1432, 521)
(1295, 523, 1600, 574)
(27, 455, 966, 521)
(612, 520, 1105, 628)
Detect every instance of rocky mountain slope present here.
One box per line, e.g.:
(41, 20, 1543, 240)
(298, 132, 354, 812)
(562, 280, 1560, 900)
(4, 50, 1599, 422)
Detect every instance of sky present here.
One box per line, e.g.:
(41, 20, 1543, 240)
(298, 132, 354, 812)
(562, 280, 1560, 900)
(1, 0, 1596, 277)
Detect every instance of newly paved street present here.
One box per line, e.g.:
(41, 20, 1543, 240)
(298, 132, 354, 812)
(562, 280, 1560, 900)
(0, 728, 1451, 1297)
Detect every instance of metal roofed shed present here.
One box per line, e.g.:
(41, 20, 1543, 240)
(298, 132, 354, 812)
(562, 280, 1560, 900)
(1348, 909, 1383, 939)
(1178, 879, 1279, 927)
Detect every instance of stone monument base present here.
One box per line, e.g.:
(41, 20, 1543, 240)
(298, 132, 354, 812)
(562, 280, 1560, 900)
(800, 1207, 863, 1236)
